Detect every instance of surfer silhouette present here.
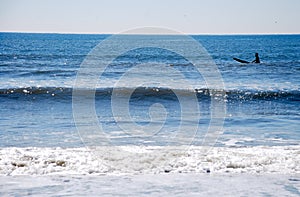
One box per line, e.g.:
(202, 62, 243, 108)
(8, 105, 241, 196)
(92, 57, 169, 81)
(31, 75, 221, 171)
(233, 53, 261, 64)
(252, 53, 260, 63)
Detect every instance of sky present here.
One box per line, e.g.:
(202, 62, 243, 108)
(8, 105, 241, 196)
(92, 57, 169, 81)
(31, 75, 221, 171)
(0, 0, 299, 34)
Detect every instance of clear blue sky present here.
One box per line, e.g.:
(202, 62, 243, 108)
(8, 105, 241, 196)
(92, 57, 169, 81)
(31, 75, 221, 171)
(0, 0, 299, 34)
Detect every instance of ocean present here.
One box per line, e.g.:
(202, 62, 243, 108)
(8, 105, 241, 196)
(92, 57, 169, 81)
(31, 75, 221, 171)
(0, 32, 299, 196)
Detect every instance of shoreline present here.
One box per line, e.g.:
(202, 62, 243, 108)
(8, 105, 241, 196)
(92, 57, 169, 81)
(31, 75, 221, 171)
(1, 173, 299, 196)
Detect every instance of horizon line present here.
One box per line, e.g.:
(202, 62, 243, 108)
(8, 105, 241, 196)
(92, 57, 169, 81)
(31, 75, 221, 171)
(1, 30, 300, 36)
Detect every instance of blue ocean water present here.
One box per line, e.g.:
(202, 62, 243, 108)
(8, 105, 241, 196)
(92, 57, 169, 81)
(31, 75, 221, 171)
(0, 33, 299, 147)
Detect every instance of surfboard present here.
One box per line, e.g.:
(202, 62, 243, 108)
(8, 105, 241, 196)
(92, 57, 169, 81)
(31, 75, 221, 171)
(233, 58, 250, 64)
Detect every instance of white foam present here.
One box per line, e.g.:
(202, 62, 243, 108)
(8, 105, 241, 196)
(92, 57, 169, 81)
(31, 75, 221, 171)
(0, 79, 74, 89)
(224, 81, 300, 92)
(0, 146, 299, 176)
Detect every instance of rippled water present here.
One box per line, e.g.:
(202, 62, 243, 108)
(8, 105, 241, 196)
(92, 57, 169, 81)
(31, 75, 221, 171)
(1, 33, 299, 147)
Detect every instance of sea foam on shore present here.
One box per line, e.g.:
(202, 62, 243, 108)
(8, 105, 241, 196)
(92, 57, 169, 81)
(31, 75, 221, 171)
(1, 145, 299, 176)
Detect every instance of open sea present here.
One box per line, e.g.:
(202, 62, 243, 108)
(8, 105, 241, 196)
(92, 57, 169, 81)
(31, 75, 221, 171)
(0, 32, 299, 196)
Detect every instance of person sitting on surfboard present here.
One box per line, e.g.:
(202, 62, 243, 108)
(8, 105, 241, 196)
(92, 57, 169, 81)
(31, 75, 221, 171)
(252, 53, 260, 63)
(233, 53, 261, 64)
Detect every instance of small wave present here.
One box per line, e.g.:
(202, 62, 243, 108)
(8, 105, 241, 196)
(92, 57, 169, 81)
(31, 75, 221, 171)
(0, 54, 86, 61)
(224, 89, 300, 101)
(0, 86, 299, 101)
(17, 70, 76, 77)
(0, 87, 73, 100)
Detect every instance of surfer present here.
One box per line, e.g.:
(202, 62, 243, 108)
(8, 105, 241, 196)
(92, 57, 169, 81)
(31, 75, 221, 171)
(252, 53, 260, 63)
(233, 53, 260, 64)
